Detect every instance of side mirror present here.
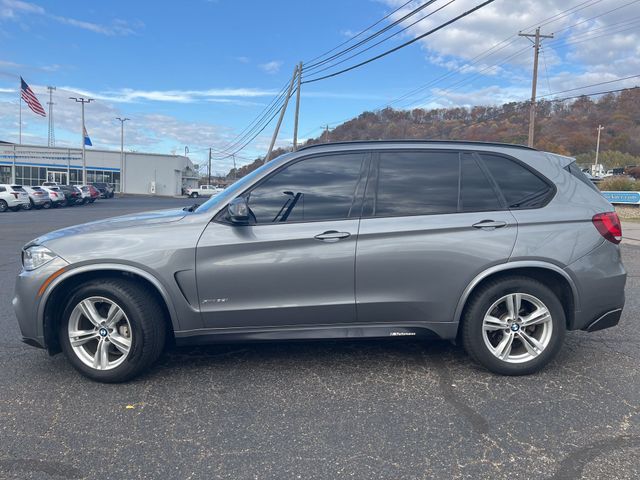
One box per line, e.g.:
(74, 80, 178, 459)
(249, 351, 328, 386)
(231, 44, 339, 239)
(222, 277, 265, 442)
(227, 196, 250, 224)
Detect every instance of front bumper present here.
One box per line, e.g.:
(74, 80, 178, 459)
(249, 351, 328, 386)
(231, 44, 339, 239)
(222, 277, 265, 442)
(12, 256, 70, 349)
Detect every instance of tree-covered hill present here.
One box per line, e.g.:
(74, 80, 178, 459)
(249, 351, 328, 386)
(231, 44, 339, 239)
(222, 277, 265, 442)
(227, 88, 640, 178)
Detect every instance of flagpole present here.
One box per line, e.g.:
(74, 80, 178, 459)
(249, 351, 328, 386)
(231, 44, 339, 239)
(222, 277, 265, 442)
(69, 96, 93, 185)
(18, 96, 22, 145)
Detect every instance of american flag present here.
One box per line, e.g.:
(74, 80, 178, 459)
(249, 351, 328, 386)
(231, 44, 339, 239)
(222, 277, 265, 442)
(20, 77, 46, 117)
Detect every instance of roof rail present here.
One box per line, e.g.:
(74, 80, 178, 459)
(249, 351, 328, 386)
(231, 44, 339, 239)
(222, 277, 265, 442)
(297, 139, 537, 152)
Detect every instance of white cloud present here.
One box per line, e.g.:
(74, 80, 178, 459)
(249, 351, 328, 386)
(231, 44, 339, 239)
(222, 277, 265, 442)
(57, 86, 280, 104)
(0, 0, 142, 35)
(259, 60, 283, 74)
(378, 0, 640, 108)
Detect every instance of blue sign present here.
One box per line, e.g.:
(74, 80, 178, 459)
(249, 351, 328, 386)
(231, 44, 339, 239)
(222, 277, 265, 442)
(601, 191, 640, 205)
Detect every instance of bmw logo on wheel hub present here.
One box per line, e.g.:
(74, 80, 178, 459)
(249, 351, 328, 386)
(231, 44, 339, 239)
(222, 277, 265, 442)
(99, 327, 108, 337)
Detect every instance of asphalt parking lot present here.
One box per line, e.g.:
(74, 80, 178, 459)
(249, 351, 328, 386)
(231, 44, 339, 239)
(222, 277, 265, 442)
(0, 197, 639, 479)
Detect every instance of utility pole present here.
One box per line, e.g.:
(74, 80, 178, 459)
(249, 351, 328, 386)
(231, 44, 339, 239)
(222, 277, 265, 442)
(47, 86, 56, 147)
(69, 97, 94, 184)
(116, 117, 129, 193)
(324, 124, 330, 143)
(519, 27, 553, 147)
(292, 61, 303, 150)
(265, 64, 299, 164)
(595, 124, 604, 166)
(232, 154, 237, 180)
(208, 147, 212, 186)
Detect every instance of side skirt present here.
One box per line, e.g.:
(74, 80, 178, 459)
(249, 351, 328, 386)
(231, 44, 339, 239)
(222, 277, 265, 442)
(174, 322, 459, 346)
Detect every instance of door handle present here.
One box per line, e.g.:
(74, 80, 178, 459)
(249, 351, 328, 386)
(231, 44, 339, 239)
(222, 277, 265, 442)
(314, 230, 351, 242)
(472, 220, 507, 230)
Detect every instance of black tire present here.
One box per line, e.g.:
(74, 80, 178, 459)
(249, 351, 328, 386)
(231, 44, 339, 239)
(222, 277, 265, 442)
(59, 279, 167, 383)
(60, 199, 68, 207)
(42, 201, 52, 209)
(461, 276, 566, 376)
(22, 202, 32, 210)
(89, 198, 95, 203)
(0, 200, 7, 212)
(190, 192, 198, 198)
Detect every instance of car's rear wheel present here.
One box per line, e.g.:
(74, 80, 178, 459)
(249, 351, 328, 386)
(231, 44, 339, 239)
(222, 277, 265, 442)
(0, 200, 7, 212)
(190, 192, 198, 198)
(461, 276, 565, 375)
(59, 279, 166, 383)
(42, 201, 52, 209)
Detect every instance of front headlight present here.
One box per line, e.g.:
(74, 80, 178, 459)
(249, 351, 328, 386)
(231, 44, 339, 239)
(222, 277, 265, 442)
(22, 245, 58, 271)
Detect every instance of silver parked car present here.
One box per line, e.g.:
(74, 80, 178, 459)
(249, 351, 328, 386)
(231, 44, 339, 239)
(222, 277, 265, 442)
(24, 186, 52, 209)
(13, 141, 626, 382)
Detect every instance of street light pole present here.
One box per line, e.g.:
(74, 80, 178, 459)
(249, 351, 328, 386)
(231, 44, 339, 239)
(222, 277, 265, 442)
(116, 117, 130, 193)
(595, 124, 604, 168)
(69, 97, 94, 184)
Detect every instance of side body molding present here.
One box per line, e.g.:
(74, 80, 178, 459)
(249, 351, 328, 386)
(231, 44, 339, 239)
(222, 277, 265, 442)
(452, 260, 580, 325)
(37, 263, 182, 338)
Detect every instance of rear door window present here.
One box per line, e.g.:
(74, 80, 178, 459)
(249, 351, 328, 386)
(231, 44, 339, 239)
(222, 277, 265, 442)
(460, 154, 503, 212)
(480, 154, 553, 208)
(369, 151, 459, 217)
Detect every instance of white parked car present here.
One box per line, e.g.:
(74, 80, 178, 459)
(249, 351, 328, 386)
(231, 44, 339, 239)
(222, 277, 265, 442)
(185, 185, 224, 198)
(0, 184, 30, 212)
(41, 186, 67, 207)
(24, 186, 52, 209)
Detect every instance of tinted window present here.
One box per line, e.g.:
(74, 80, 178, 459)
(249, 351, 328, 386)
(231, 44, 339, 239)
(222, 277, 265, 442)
(247, 153, 365, 223)
(480, 154, 552, 208)
(461, 155, 502, 211)
(0, 186, 5, 192)
(566, 161, 599, 192)
(372, 151, 459, 217)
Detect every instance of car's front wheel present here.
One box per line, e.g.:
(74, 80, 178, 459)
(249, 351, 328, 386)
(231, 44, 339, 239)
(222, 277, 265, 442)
(461, 276, 565, 375)
(59, 279, 166, 382)
(0, 200, 7, 212)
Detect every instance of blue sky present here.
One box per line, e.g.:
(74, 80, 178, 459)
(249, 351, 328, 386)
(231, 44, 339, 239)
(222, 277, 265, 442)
(1, 0, 638, 174)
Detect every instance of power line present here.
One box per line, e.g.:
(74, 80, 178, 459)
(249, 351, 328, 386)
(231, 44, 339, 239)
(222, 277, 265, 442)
(304, 0, 439, 71)
(305, 0, 457, 78)
(302, 0, 497, 84)
(537, 74, 640, 98)
(304, 0, 416, 64)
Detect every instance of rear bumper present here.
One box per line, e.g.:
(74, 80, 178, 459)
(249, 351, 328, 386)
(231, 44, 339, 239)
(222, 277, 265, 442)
(565, 241, 626, 331)
(583, 308, 622, 332)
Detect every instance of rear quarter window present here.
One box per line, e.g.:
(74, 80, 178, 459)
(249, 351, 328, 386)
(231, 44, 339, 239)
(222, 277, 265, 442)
(480, 153, 554, 209)
(566, 161, 600, 192)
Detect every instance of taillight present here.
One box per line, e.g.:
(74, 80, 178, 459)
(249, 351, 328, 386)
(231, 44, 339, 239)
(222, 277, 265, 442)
(11, 192, 18, 199)
(593, 212, 622, 244)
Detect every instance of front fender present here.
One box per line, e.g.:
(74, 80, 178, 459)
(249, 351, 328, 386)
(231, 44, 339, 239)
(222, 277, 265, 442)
(38, 262, 181, 339)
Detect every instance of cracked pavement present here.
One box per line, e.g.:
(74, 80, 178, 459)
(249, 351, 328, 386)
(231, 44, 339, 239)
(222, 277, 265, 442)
(0, 197, 638, 479)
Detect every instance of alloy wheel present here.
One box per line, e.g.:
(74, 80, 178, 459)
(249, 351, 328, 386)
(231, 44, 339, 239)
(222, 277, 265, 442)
(482, 293, 553, 363)
(68, 296, 133, 370)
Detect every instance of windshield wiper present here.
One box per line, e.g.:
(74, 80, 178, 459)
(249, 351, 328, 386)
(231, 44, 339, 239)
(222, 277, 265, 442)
(183, 203, 200, 212)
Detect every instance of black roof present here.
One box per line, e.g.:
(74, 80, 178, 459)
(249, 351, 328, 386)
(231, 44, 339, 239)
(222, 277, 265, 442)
(297, 139, 537, 152)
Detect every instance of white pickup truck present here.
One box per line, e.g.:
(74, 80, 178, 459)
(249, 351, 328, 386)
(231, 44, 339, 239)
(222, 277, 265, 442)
(185, 185, 224, 198)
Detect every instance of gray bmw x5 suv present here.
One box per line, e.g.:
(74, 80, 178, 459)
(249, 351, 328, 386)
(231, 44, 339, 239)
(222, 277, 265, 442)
(13, 141, 626, 382)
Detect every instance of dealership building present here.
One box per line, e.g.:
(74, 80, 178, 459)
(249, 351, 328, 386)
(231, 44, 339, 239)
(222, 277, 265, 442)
(0, 141, 200, 196)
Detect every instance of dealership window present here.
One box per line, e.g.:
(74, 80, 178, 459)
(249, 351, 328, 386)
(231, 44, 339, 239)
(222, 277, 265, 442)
(15, 165, 48, 187)
(0, 166, 11, 184)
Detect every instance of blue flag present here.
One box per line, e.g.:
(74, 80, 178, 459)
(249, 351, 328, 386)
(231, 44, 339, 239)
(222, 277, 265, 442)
(83, 126, 92, 146)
